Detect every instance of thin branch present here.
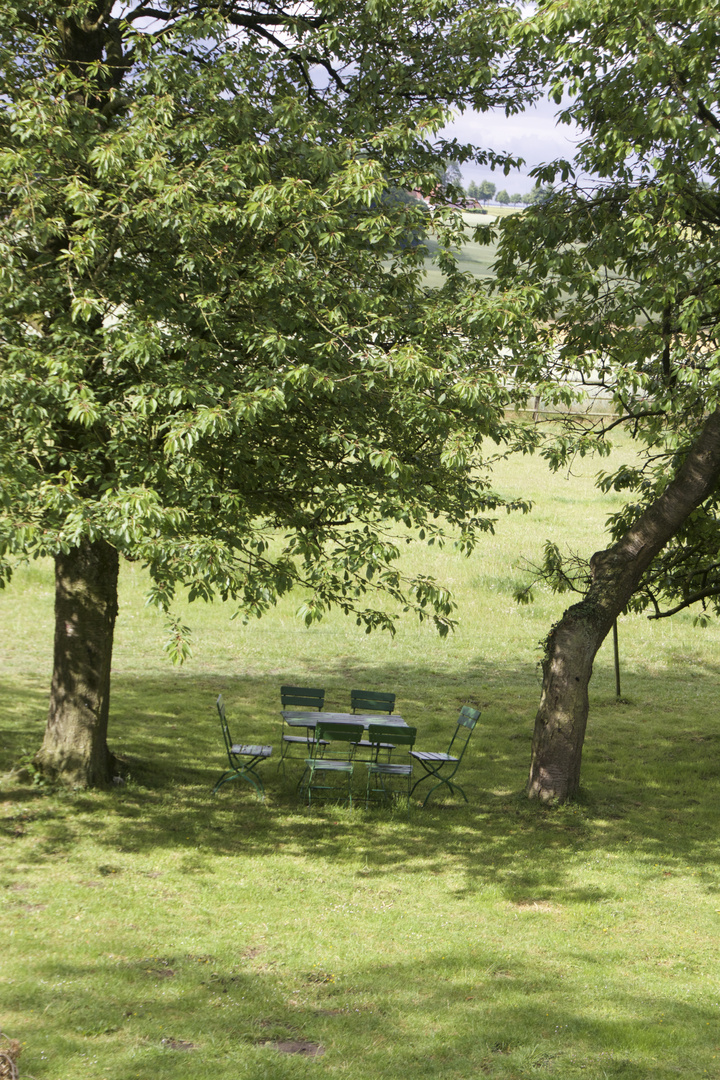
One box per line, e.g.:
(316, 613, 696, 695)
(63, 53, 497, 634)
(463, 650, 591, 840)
(697, 97, 720, 132)
(648, 584, 720, 619)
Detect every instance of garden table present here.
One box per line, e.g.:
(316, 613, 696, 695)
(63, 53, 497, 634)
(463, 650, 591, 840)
(282, 710, 410, 766)
(281, 710, 410, 732)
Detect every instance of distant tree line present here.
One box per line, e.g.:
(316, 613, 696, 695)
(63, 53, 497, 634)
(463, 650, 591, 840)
(467, 180, 555, 205)
(437, 164, 554, 207)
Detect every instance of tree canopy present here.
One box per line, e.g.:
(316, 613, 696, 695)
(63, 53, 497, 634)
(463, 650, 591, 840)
(499, 0, 720, 620)
(0, 0, 543, 784)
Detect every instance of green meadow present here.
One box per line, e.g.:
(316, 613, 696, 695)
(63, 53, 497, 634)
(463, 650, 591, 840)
(422, 208, 516, 286)
(3, 435, 720, 1079)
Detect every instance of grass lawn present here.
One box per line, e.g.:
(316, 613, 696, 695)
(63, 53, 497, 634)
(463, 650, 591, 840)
(3, 436, 720, 1079)
(422, 208, 518, 286)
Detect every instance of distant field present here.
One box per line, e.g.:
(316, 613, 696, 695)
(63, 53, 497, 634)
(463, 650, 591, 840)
(3, 432, 720, 1079)
(422, 208, 517, 286)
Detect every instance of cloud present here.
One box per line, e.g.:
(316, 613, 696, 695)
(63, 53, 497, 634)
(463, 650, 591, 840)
(440, 100, 581, 190)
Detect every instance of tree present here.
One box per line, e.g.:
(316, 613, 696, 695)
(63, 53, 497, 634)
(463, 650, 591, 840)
(496, 189, 510, 204)
(495, 0, 720, 800)
(438, 160, 465, 197)
(478, 180, 497, 202)
(528, 183, 554, 204)
(0, 0, 536, 786)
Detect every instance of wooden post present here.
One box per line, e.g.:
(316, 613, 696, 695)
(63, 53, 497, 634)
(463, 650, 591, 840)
(613, 619, 621, 699)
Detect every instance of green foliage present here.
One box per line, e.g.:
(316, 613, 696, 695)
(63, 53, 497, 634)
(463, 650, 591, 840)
(513, 540, 590, 605)
(494, 0, 720, 622)
(0, 0, 540, 642)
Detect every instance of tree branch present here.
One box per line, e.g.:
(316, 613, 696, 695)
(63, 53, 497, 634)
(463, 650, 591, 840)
(648, 583, 720, 619)
(697, 97, 720, 132)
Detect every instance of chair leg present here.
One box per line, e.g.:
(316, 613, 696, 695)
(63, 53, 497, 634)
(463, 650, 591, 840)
(421, 777, 467, 807)
(212, 767, 265, 799)
(297, 765, 310, 799)
(410, 766, 442, 797)
(244, 767, 265, 797)
(212, 770, 234, 794)
(305, 766, 353, 808)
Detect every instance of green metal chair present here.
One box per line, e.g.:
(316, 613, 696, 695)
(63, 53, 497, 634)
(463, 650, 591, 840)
(350, 689, 396, 714)
(213, 695, 273, 798)
(302, 721, 357, 807)
(409, 705, 480, 806)
(350, 689, 397, 761)
(365, 724, 417, 807)
(279, 685, 326, 767)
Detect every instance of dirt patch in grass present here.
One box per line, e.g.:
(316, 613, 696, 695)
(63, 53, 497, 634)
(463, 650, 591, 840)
(161, 1038, 197, 1051)
(263, 1040, 325, 1057)
(512, 899, 556, 911)
(242, 945, 265, 959)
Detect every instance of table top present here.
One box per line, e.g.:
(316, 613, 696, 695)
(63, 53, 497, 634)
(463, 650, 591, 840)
(282, 710, 409, 730)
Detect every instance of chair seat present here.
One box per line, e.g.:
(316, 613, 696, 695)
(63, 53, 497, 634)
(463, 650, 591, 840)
(410, 750, 457, 763)
(231, 744, 273, 757)
(353, 739, 396, 751)
(305, 758, 353, 773)
(368, 762, 413, 776)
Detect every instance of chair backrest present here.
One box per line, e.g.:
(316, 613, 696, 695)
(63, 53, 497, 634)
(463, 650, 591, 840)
(315, 721, 361, 757)
(216, 694, 234, 760)
(458, 705, 480, 729)
(350, 689, 395, 714)
(447, 705, 481, 761)
(366, 723, 416, 751)
(281, 685, 325, 710)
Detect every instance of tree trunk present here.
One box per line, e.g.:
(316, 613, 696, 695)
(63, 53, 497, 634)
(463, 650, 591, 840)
(35, 538, 119, 787)
(528, 406, 720, 802)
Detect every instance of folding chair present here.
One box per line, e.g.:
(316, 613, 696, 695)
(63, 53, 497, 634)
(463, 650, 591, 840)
(213, 695, 272, 797)
(279, 685, 326, 767)
(349, 689, 397, 762)
(365, 724, 417, 807)
(409, 705, 480, 806)
(301, 721, 357, 807)
(350, 689, 396, 714)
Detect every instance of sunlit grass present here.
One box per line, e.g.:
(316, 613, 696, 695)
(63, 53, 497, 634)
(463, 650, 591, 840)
(3, 432, 720, 1079)
(422, 210, 502, 286)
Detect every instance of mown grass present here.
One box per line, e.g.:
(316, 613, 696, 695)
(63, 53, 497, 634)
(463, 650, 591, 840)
(3, 435, 720, 1080)
(422, 208, 518, 286)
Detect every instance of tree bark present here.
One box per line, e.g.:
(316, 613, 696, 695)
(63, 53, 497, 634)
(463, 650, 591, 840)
(35, 538, 119, 787)
(528, 406, 720, 802)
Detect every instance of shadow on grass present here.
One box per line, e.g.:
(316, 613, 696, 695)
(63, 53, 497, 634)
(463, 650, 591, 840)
(5, 658, 720, 1079)
(4, 643, 720, 872)
(4, 654, 720, 908)
(10, 938, 716, 1080)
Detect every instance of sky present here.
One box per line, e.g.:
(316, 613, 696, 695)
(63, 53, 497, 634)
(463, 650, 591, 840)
(441, 98, 581, 194)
